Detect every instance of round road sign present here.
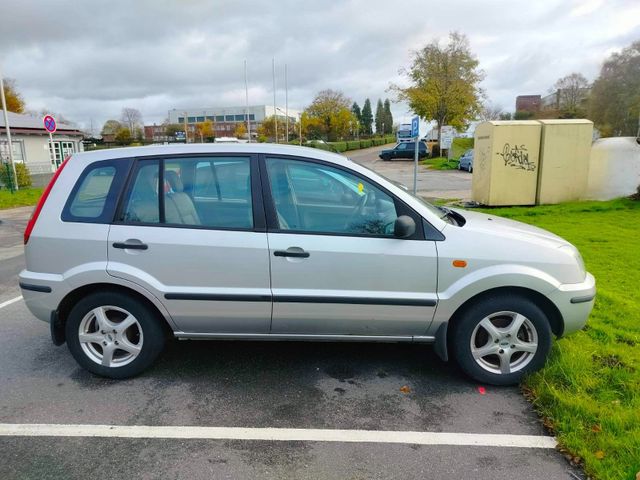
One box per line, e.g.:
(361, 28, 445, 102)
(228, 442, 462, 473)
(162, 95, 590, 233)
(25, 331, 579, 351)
(43, 115, 57, 133)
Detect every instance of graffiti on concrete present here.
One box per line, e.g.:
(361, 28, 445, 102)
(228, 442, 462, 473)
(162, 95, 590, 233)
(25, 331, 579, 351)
(497, 143, 536, 172)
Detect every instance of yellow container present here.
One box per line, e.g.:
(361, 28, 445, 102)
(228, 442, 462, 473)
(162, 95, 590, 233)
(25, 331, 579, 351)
(472, 121, 541, 206)
(536, 119, 593, 204)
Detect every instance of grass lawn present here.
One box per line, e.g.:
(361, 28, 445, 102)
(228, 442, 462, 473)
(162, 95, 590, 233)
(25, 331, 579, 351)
(0, 188, 43, 210)
(476, 199, 640, 480)
(422, 156, 459, 170)
(450, 137, 474, 160)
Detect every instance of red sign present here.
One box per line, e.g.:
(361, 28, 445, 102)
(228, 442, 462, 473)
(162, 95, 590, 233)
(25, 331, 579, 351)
(43, 115, 57, 133)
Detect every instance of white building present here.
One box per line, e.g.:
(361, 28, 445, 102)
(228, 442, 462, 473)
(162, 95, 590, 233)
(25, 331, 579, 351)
(1, 111, 83, 185)
(168, 105, 300, 139)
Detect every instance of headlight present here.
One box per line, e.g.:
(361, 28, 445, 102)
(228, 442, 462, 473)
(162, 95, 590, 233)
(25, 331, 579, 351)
(559, 245, 586, 278)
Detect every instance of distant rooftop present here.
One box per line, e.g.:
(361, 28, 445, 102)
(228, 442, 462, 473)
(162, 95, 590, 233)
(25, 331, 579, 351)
(0, 110, 81, 132)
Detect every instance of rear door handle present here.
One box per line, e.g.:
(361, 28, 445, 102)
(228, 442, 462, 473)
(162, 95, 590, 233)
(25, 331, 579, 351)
(113, 241, 148, 250)
(274, 250, 310, 258)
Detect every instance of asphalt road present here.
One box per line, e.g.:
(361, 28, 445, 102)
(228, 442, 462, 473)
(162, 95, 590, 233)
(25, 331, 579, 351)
(0, 152, 581, 480)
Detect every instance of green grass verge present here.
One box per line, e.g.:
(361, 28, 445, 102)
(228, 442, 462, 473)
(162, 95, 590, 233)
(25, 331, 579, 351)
(422, 156, 459, 170)
(451, 137, 474, 160)
(0, 188, 43, 210)
(476, 199, 640, 480)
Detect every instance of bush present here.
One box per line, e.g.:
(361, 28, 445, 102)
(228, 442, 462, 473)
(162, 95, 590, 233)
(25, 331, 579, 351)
(307, 141, 334, 152)
(328, 141, 347, 152)
(360, 139, 372, 149)
(0, 162, 32, 189)
(346, 141, 360, 151)
(384, 135, 396, 144)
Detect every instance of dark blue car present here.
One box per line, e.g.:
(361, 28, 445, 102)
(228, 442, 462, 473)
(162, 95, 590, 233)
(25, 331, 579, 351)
(379, 141, 429, 161)
(458, 149, 474, 172)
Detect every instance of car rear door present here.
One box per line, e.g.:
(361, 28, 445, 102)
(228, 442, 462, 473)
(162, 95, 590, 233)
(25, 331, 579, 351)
(262, 155, 438, 337)
(107, 154, 272, 334)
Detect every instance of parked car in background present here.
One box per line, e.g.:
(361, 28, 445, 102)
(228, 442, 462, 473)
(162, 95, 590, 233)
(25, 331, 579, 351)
(458, 149, 474, 172)
(19, 143, 595, 385)
(379, 141, 429, 161)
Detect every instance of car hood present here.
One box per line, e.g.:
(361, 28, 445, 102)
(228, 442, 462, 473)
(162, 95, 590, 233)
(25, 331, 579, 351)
(380, 149, 393, 154)
(451, 208, 570, 248)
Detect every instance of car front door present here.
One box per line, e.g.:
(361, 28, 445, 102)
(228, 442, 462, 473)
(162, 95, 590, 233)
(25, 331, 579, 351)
(107, 154, 272, 334)
(262, 155, 439, 337)
(393, 143, 407, 159)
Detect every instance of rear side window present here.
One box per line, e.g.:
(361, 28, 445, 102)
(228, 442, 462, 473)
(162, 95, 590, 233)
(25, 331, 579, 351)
(62, 159, 131, 223)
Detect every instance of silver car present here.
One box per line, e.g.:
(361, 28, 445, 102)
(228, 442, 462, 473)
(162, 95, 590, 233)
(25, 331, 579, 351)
(19, 144, 595, 385)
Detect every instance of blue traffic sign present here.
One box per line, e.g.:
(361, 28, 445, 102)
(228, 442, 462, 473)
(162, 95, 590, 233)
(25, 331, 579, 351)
(411, 116, 419, 137)
(43, 115, 57, 133)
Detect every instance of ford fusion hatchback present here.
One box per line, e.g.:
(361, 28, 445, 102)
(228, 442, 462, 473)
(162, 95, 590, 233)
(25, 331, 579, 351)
(19, 144, 595, 385)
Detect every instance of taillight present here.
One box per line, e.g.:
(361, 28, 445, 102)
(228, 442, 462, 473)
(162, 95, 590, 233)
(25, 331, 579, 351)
(24, 156, 71, 245)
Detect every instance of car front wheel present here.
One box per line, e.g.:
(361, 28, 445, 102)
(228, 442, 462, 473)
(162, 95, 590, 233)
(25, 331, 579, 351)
(66, 291, 166, 379)
(450, 294, 552, 385)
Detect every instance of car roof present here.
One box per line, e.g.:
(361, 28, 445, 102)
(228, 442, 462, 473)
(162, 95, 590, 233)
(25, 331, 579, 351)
(71, 143, 353, 168)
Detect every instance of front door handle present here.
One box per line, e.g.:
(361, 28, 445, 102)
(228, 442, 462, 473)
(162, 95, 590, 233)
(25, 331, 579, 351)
(113, 241, 148, 250)
(274, 249, 310, 258)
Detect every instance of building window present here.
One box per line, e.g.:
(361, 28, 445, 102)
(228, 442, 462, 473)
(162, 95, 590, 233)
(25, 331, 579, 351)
(196, 116, 205, 122)
(187, 117, 196, 123)
(249, 114, 255, 121)
(215, 115, 224, 122)
(0, 140, 25, 163)
(206, 116, 215, 121)
(234, 115, 245, 121)
(225, 115, 234, 121)
(178, 117, 184, 123)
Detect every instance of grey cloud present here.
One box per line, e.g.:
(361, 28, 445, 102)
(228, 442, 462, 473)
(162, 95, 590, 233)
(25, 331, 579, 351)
(1, 0, 638, 131)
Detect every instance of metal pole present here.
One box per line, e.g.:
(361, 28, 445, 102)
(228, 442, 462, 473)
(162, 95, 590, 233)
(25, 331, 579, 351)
(413, 129, 419, 195)
(48, 131, 55, 168)
(183, 111, 188, 143)
(272, 58, 277, 144)
(244, 60, 251, 143)
(285, 64, 289, 143)
(0, 73, 19, 191)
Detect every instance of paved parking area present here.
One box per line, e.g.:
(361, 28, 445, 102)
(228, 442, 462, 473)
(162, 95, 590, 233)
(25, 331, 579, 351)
(347, 145, 473, 201)
(0, 161, 581, 479)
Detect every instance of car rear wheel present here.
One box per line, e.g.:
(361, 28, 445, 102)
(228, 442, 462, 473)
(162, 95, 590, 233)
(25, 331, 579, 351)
(66, 291, 166, 379)
(450, 294, 552, 385)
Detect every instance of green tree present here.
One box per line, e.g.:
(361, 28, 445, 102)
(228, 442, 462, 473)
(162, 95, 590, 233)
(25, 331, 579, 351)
(554, 72, 589, 118)
(391, 31, 484, 141)
(589, 40, 640, 137)
(114, 127, 132, 145)
(514, 110, 534, 120)
(351, 102, 362, 130)
(120, 107, 143, 135)
(101, 120, 122, 138)
(374, 99, 384, 134)
(361, 98, 373, 135)
(1, 78, 25, 113)
(196, 120, 215, 142)
(164, 123, 183, 139)
(304, 89, 356, 141)
(383, 98, 393, 134)
(258, 115, 287, 141)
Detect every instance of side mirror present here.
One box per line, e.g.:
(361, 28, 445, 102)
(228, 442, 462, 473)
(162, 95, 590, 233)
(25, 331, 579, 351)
(393, 215, 416, 238)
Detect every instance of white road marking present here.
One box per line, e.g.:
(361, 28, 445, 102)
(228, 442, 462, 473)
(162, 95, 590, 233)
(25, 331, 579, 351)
(0, 296, 22, 310)
(0, 423, 557, 448)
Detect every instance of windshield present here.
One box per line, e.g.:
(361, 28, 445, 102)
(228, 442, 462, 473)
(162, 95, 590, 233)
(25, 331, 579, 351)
(397, 131, 412, 138)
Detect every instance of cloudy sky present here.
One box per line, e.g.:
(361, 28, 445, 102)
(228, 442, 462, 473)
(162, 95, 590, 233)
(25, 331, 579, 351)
(1, 0, 639, 133)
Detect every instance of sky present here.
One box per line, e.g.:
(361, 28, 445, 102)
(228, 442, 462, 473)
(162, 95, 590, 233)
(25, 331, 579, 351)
(1, 0, 639, 135)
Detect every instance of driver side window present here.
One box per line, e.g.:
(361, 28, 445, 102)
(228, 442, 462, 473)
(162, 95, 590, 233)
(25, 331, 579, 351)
(266, 157, 398, 236)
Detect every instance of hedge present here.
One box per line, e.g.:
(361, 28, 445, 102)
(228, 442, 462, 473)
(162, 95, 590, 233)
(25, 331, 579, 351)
(306, 136, 396, 153)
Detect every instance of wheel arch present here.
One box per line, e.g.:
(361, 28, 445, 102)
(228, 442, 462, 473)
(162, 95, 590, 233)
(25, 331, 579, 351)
(54, 283, 175, 345)
(434, 286, 563, 362)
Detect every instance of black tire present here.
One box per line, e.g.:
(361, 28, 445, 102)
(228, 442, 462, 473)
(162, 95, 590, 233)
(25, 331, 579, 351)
(450, 294, 552, 386)
(66, 291, 166, 379)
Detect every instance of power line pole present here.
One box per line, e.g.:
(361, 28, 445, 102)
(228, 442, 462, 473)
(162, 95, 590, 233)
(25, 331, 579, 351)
(0, 71, 19, 191)
(272, 57, 278, 144)
(183, 111, 189, 143)
(244, 60, 251, 143)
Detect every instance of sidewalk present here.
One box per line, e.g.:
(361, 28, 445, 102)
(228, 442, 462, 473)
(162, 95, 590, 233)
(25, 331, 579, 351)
(0, 206, 32, 261)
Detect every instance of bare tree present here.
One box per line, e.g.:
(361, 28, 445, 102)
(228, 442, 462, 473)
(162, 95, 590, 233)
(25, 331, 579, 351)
(554, 73, 589, 116)
(479, 103, 504, 121)
(120, 108, 143, 135)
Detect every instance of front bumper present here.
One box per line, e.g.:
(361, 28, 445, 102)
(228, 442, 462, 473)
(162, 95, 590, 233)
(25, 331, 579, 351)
(548, 272, 596, 336)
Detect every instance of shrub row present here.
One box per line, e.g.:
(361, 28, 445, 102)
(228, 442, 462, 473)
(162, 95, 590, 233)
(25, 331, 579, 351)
(0, 162, 33, 189)
(307, 136, 396, 153)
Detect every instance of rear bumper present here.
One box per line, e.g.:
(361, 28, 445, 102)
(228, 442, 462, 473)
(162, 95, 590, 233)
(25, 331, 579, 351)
(548, 272, 596, 336)
(18, 270, 68, 324)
